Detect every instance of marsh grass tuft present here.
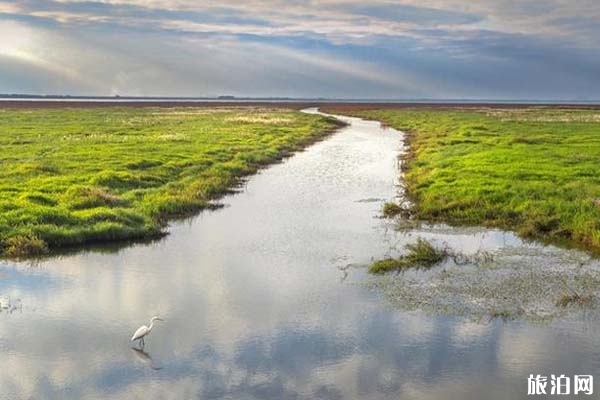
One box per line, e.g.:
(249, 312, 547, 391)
(2, 235, 49, 257)
(370, 238, 448, 273)
(369, 237, 495, 274)
(369, 258, 405, 274)
(381, 202, 409, 218)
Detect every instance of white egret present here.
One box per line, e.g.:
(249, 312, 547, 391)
(131, 316, 164, 347)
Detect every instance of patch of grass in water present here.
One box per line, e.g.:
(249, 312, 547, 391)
(370, 258, 405, 274)
(369, 237, 448, 273)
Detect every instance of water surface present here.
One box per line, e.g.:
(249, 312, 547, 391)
(1, 110, 600, 399)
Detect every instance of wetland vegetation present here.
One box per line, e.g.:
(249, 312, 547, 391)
(369, 237, 448, 273)
(0, 106, 340, 256)
(335, 107, 600, 254)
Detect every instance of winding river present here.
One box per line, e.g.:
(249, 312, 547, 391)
(1, 109, 600, 399)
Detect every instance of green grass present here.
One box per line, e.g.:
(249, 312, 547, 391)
(341, 107, 600, 253)
(0, 106, 340, 256)
(370, 238, 448, 273)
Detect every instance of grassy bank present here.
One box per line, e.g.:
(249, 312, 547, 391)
(331, 107, 600, 253)
(0, 106, 340, 257)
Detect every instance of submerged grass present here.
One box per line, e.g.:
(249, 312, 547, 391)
(335, 107, 600, 253)
(555, 291, 595, 308)
(488, 308, 524, 322)
(0, 106, 340, 256)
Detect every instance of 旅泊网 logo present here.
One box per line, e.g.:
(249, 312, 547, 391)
(528, 374, 593, 395)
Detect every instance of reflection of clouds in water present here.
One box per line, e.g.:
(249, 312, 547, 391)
(3, 306, 600, 399)
(396, 225, 525, 255)
(450, 321, 492, 348)
(493, 320, 600, 378)
(496, 325, 551, 375)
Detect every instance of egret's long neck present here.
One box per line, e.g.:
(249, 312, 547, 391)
(148, 320, 155, 332)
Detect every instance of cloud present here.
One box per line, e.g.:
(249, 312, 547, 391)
(0, 0, 599, 98)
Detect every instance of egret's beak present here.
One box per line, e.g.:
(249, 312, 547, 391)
(157, 318, 164, 321)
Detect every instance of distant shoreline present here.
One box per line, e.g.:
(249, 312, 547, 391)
(1, 99, 599, 109)
(0, 95, 598, 105)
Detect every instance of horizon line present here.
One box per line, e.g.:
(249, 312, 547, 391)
(0, 94, 599, 104)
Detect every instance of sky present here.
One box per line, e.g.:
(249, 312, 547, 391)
(0, 0, 599, 100)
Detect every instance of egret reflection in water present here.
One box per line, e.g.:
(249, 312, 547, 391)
(131, 347, 163, 370)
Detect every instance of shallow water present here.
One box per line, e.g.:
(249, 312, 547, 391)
(1, 109, 600, 399)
